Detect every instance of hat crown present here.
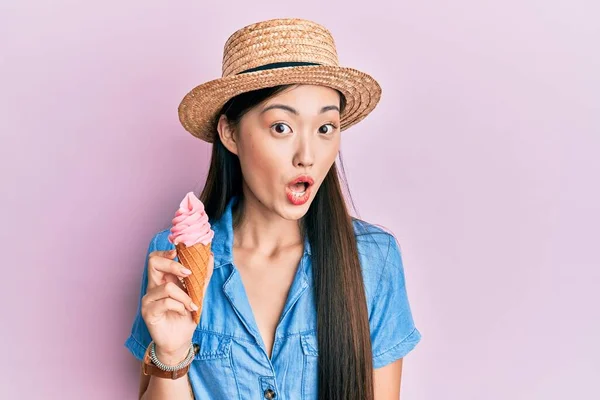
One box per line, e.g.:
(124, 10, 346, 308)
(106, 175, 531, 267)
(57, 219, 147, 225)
(221, 18, 340, 77)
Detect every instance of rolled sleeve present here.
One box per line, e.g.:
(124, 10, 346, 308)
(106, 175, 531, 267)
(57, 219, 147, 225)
(370, 234, 421, 369)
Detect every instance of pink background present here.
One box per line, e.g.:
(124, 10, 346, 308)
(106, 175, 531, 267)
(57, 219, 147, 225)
(2, 1, 599, 399)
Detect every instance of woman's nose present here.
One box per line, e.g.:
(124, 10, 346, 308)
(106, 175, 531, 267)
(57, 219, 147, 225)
(293, 136, 315, 168)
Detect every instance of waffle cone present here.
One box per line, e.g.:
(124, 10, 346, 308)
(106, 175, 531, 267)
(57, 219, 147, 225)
(175, 241, 211, 324)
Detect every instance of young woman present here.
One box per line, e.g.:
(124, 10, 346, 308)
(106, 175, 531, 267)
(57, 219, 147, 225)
(125, 18, 421, 400)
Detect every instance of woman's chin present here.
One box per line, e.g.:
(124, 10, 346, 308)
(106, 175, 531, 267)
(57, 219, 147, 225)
(279, 200, 312, 220)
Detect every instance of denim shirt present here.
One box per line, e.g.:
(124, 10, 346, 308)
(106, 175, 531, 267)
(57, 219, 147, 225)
(125, 196, 421, 399)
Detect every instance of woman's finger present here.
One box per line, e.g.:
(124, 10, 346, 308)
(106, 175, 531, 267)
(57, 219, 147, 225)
(164, 271, 186, 290)
(143, 281, 198, 312)
(147, 250, 191, 289)
(146, 250, 176, 289)
(146, 297, 188, 322)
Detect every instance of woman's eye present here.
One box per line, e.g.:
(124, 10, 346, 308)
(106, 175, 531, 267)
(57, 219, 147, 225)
(318, 123, 337, 135)
(271, 123, 292, 135)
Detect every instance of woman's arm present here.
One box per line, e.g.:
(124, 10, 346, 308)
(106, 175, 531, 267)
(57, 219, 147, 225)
(373, 358, 403, 399)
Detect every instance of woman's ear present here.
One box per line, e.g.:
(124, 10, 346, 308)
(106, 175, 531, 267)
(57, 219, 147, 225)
(217, 114, 238, 155)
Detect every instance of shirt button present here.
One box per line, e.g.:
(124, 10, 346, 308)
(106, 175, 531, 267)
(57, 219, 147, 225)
(264, 388, 277, 399)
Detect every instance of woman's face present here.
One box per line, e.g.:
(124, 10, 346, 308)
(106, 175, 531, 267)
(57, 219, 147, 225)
(218, 84, 342, 220)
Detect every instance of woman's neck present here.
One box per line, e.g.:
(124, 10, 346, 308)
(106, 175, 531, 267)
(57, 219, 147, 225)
(232, 194, 303, 258)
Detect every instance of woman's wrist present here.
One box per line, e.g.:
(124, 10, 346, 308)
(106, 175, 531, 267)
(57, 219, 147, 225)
(154, 343, 193, 366)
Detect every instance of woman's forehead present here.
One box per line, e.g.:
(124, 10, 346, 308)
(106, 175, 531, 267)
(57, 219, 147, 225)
(258, 85, 342, 115)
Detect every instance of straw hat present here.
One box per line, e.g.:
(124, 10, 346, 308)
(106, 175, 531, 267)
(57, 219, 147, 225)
(178, 18, 382, 143)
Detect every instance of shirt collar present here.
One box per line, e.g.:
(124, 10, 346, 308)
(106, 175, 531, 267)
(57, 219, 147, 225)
(211, 196, 311, 270)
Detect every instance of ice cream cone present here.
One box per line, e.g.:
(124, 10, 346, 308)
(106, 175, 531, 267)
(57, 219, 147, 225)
(169, 191, 215, 325)
(176, 241, 211, 324)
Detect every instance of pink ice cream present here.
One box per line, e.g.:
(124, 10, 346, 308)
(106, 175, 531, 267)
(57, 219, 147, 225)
(168, 192, 215, 247)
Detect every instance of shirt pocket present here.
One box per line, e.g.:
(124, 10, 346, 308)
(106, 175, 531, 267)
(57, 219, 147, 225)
(300, 331, 319, 400)
(190, 330, 240, 399)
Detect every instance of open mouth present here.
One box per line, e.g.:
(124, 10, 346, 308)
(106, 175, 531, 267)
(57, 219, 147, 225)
(286, 175, 315, 205)
(289, 181, 309, 197)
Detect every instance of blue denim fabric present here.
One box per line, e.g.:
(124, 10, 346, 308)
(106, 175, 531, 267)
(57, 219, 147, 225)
(125, 196, 421, 399)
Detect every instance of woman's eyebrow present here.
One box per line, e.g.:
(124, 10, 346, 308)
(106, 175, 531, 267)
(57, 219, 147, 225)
(320, 105, 340, 113)
(260, 104, 340, 115)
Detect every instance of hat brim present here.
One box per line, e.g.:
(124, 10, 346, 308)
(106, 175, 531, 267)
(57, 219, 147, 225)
(177, 65, 382, 142)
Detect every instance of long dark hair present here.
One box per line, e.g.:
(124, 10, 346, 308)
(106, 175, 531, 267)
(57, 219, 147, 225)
(199, 85, 374, 400)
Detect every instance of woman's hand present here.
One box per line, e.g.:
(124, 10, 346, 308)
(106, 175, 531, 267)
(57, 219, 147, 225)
(141, 249, 214, 363)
